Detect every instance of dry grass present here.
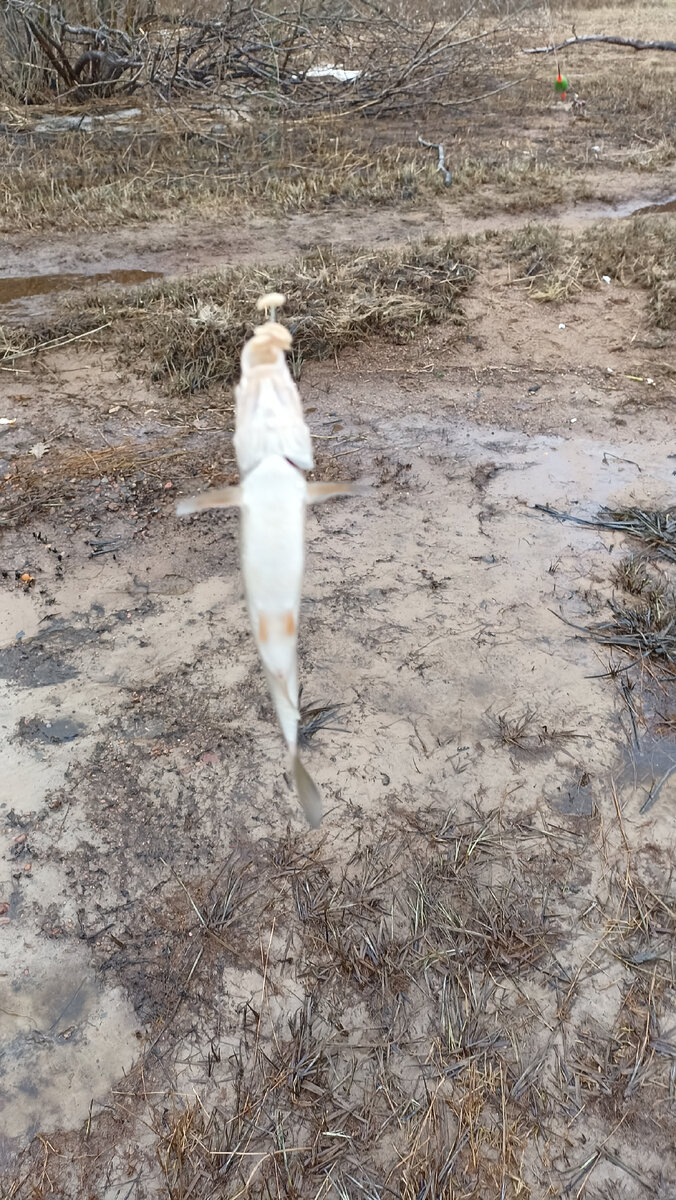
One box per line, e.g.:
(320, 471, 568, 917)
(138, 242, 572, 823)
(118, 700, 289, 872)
(589, 593, 676, 667)
(4, 94, 668, 235)
(538, 504, 676, 671)
(537, 505, 676, 563)
(0, 237, 471, 527)
(489, 706, 585, 754)
(453, 154, 588, 214)
(8, 804, 674, 1197)
(612, 554, 666, 599)
(93, 814, 565, 1195)
(0, 103, 662, 235)
(0, 434, 204, 527)
(1, 23, 674, 234)
(0, 109, 613, 237)
(0, 116, 451, 233)
(0, 237, 473, 525)
(0, 0, 674, 236)
(77, 238, 477, 394)
(510, 215, 676, 326)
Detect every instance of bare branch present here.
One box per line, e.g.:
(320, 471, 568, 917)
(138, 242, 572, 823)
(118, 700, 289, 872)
(418, 136, 452, 184)
(524, 34, 676, 55)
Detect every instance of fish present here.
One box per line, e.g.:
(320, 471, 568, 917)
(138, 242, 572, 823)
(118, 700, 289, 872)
(177, 295, 366, 827)
(177, 459, 365, 828)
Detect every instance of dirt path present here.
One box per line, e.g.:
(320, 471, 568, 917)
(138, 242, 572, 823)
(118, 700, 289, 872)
(1, 290, 675, 1191)
(1, 169, 674, 322)
(0, 86, 675, 1188)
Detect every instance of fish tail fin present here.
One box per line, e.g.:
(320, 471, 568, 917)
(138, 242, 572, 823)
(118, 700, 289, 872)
(262, 662, 299, 749)
(292, 755, 322, 829)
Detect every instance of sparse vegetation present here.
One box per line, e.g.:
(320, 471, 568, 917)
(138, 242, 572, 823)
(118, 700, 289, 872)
(1, 1, 676, 1197)
(0, 118, 452, 233)
(56, 238, 476, 395)
(510, 216, 676, 326)
(590, 592, 676, 667)
(612, 554, 663, 598)
(539, 506, 676, 668)
(489, 706, 584, 754)
(537, 505, 676, 563)
(9, 809, 675, 1197)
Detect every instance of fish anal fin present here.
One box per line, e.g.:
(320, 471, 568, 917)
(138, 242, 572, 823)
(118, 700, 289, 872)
(306, 480, 370, 505)
(176, 485, 241, 516)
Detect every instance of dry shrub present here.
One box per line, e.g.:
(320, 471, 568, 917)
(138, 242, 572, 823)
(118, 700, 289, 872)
(0, 0, 516, 108)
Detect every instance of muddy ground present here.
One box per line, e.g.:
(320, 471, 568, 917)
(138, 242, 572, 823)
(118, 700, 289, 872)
(1, 2, 675, 1197)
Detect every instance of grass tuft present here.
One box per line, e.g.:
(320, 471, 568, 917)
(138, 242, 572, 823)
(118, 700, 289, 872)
(509, 216, 676, 327)
(84, 238, 477, 394)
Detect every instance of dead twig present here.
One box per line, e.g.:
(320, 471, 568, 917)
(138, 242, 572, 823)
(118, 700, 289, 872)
(524, 34, 676, 54)
(417, 136, 452, 184)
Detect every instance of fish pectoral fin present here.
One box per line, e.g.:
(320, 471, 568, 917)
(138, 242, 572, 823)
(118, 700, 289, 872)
(306, 480, 370, 505)
(176, 485, 242, 516)
(292, 755, 322, 829)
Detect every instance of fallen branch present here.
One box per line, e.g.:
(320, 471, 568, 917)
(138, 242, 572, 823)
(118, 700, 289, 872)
(417, 136, 452, 184)
(524, 34, 676, 54)
(73, 49, 143, 83)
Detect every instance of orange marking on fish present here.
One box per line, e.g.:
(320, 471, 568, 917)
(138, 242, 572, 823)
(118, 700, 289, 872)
(258, 614, 269, 643)
(284, 612, 296, 636)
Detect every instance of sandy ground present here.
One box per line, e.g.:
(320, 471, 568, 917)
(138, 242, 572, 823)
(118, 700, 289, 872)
(0, 4, 675, 1188)
(1, 216, 675, 1192)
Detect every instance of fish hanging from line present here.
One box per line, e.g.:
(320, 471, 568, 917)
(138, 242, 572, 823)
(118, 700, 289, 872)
(177, 293, 367, 828)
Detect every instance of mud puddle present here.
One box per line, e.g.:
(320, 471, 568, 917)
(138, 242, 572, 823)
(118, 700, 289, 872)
(622, 192, 676, 217)
(0, 393, 674, 1175)
(558, 189, 676, 225)
(1, 413, 673, 831)
(0, 268, 162, 321)
(0, 944, 138, 1167)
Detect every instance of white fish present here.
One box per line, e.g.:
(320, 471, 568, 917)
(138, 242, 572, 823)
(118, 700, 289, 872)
(233, 308, 313, 476)
(177, 459, 364, 827)
(178, 296, 366, 827)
